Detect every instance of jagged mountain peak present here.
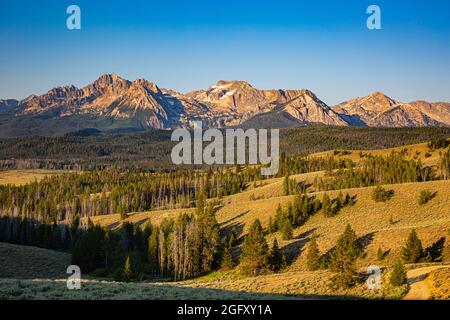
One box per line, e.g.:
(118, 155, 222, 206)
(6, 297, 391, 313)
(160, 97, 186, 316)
(131, 78, 161, 95)
(213, 80, 254, 89)
(92, 73, 127, 87)
(334, 92, 449, 127)
(46, 85, 81, 98)
(363, 91, 397, 106)
(2, 73, 448, 136)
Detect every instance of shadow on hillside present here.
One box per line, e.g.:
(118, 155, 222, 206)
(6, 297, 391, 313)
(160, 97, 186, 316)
(358, 232, 376, 252)
(407, 273, 429, 284)
(320, 231, 376, 264)
(283, 228, 318, 264)
(219, 210, 250, 227)
(295, 228, 317, 240)
(225, 223, 246, 251)
(109, 221, 122, 229)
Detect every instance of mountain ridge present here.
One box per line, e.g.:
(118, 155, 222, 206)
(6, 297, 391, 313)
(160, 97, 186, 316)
(0, 73, 449, 137)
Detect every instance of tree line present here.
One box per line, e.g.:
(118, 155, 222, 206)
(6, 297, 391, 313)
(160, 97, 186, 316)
(314, 152, 435, 191)
(0, 168, 253, 223)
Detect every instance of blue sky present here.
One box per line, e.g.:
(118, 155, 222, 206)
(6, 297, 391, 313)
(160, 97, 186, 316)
(1, 0, 449, 105)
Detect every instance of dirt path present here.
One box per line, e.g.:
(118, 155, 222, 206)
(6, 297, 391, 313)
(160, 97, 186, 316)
(403, 265, 448, 300)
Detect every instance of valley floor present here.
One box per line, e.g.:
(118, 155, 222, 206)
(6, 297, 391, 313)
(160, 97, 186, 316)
(1, 265, 448, 300)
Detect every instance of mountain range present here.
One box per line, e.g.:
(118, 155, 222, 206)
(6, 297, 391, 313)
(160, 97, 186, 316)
(1, 73, 449, 137)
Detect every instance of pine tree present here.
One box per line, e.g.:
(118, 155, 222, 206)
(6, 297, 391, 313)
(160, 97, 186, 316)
(389, 260, 407, 286)
(268, 216, 277, 234)
(221, 243, 234, 270)
(335, 192, 344, 211)
(268, 239, 283, 272)
(227, 226, 238, 247)
(322, 193, 332, 217)
(283, 175, 290, 195)
(70, 215, 80, 245)
(122, 256, 132, 282)
(119, 206, 127, 221)
(147, 227, 159, 275)
(377, 247, 385, 261)
(281, 219, 293, 240)
(240, 219, 269, 276)
(306, 237, 320, 271)
(371, 185, 392, 202)
(274, 204, 283, 231)
(418, 189, 434, 205)
(401, 229, 424, 263)
(330, 224, 361, 288)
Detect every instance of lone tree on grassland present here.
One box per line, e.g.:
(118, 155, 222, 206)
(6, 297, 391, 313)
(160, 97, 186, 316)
(239, 219, 269, 276)
(329, 224, 362, 288)
(306, 237, 321, 271)
(268, 238, 283, 272)
(371, 185, 393, 202)
(401, 229, 424, 263)
(390, 260, 407, 286)
(322, 193, 332, 217)
(418, 189, 435, 205)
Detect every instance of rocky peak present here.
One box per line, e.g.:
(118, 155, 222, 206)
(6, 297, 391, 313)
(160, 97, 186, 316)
(363, 91, 397, 109)
(46, 85, 82, 99)
(7, 73, 449, 134)
(84, 73, 131, 96)
(131, 79, 161, 95)
(214, 80, 254, 89)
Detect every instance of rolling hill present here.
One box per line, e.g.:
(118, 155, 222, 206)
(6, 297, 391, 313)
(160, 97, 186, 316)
(0, 242, 70, 279)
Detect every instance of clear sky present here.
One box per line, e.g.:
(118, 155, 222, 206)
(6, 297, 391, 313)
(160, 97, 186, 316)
(1, 0, 449, 105)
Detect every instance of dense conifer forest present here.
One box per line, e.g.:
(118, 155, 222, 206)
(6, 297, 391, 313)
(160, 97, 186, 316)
(0, 126, 449, 170)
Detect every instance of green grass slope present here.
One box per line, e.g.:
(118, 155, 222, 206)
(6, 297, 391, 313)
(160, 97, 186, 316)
(0, 242, 70, 279)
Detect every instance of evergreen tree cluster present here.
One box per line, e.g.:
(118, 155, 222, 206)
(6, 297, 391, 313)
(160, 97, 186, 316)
(283, 175, 308, 196)
(321, 192, 355, 217)
(314, 152, 434, 191)
(0, 168, 253, 223)
(0, 215, 77, 250)
(277, 153, 354, 178)
(0, 193, 225, 282)
(268, 192, 355, 240)
(268, 194, 322, 240)
(427, 138, 449, 151)
(439, 149, 450, 180)
(239, 219, 285, 275)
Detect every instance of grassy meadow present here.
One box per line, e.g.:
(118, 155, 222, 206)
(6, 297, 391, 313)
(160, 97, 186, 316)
(0, 169, 67, 186)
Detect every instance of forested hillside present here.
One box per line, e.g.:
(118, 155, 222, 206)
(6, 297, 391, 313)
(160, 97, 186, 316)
(0, 126, 448, 170)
